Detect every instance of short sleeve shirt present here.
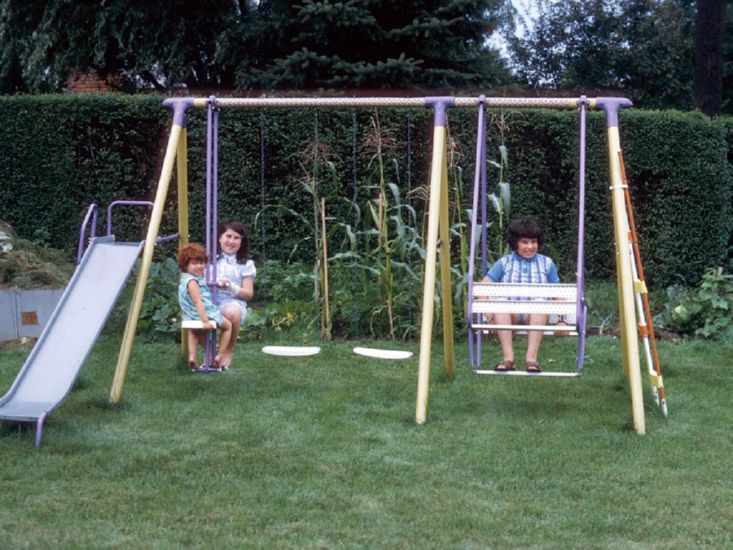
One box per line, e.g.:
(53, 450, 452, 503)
(486, 251, 560, 285)
(213, 253, 256, 311)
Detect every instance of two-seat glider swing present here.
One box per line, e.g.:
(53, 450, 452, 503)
(106, 94, 666, 436)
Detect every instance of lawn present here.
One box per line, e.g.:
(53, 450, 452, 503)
(1, 334, 731, 548)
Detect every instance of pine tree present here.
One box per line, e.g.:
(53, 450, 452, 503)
(237, 0, 513, 90)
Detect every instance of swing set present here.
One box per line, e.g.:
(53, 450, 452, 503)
(108, 95, 667, 435)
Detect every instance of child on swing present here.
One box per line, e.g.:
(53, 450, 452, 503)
(483, 216, 568, 373)
(178, 243, 233, 370)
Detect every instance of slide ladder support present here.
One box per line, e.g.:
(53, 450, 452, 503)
(618, 151, 668, 417)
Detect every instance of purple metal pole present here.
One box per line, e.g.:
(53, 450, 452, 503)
(203, 96, 218, 370)
(162, 97, 194, 127)
(467, 97, 487, 369)
(478, 99, 489, 369)
(205, 97, 214, 268)
(576, 97, 588, 375)
(212, 103, 220, 276)
(466, 96, 486, 368)
(77, 204, 98, 264)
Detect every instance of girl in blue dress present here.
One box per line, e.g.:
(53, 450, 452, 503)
(178, 243, 233, 370)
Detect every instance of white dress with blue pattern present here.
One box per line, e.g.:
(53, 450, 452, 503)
(214, 253, 256, 324)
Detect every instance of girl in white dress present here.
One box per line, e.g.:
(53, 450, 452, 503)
(214, 220, 256, 369)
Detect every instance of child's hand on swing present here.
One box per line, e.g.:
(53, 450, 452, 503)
(218, 279, 240, 298)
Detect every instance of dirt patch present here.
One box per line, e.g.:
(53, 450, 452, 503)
(0, 221, 75, 290)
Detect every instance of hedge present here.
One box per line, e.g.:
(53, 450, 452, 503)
(0, 94, 730, 288)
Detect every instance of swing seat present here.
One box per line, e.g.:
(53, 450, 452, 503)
(181, 320, 217, 329)
(353, 347, 413, 360)
(471, 282, 579, 333)
(468, 282, 586, 377)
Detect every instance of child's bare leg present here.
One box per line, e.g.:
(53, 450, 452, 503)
(526, 313, 548, 364)
(493, 312, 515, 365)
(219, 304, 241, 366)
(215, 319, 233, 368)
(187, 330, 201, 368)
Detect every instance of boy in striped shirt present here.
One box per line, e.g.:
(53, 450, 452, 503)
(484, 216, 563, 372)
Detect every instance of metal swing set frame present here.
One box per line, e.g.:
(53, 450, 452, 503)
(107, 94, 666, 435)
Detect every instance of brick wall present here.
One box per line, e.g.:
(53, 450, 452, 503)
(66, 71, 123, 93)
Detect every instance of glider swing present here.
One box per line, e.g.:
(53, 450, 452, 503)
(466, 97, 589, 377)
(184, 98, 410, 364)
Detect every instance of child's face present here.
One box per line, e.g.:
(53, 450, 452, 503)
(187, 258, 206, 277)
(219, 229, 242, 255)
(515, 237, 538, 260)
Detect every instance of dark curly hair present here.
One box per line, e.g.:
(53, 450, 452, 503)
(507, 216, 544, 250)
(177, 243, 208, 272)
(217, 219, 250, 263)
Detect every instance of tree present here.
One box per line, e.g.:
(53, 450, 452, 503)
(693, 0, 726, 116)
(725, 3, 733, 114)
(233, 0, 514, 90)
(0, 0, 515, 93)
(0, 0, 252, 92)
(506, 0, 697, 110)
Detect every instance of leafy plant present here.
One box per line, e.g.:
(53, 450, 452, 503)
(486, 111, 512, 263)
(654, 267, 733, 339)
(327, 112, 426, 340)
(135, 257, 181, 339)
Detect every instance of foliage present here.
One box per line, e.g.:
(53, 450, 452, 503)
(242, 259, 319, 341)
(0, 0, 245, 92)
(0, 95, 730, 289)
(0, 221, 74, 289)
(507, 0, 697, 110)
(0, 94, 168, 256)
(654, 267, 733, 339)
(134, 257, 180, 339)
(693, 0, 727, 115)
(620, 110, 731, 286)
(0, 0, 513, 92)
(237, 0, 513, 90)
(331, 121, 425, 340)
(725, 2, 733, 114)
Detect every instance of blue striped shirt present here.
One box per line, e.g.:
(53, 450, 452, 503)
(486, 252, 560, 284)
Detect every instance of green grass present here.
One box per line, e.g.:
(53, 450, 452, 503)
(1, 334, 731, 548)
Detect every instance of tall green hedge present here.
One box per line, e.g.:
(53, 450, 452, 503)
(0, 94, 730, 288)
(0, 94, 168, 248)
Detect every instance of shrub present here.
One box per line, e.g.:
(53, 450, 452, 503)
(654, 267, 733, 339)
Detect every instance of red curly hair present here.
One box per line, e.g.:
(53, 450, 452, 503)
(177, 243, 208, 272)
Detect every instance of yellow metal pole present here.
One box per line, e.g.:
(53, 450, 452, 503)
(607, 127, 646, 434)
(177, 127, 189, 360)
(110, 123, 183, 403)
(416, 124, 448, 424)
(438, 140, 454, 380)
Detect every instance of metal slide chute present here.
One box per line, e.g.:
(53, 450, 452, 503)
(0, 236, 143, 446)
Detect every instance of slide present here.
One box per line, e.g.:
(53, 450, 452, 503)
(0, 236, 143, 446)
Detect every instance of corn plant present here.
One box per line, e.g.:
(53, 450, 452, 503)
(329, 112, 424, 339)
(253, 134, 338, 341)
(486, 111, 513, 261)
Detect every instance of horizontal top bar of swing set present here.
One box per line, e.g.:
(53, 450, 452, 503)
(180, 96, 620, 110)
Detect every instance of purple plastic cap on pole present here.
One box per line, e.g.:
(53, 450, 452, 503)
(596, 97, 632, 127)
(162, 98, 195, 127)
(424, 96, 455, 127)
